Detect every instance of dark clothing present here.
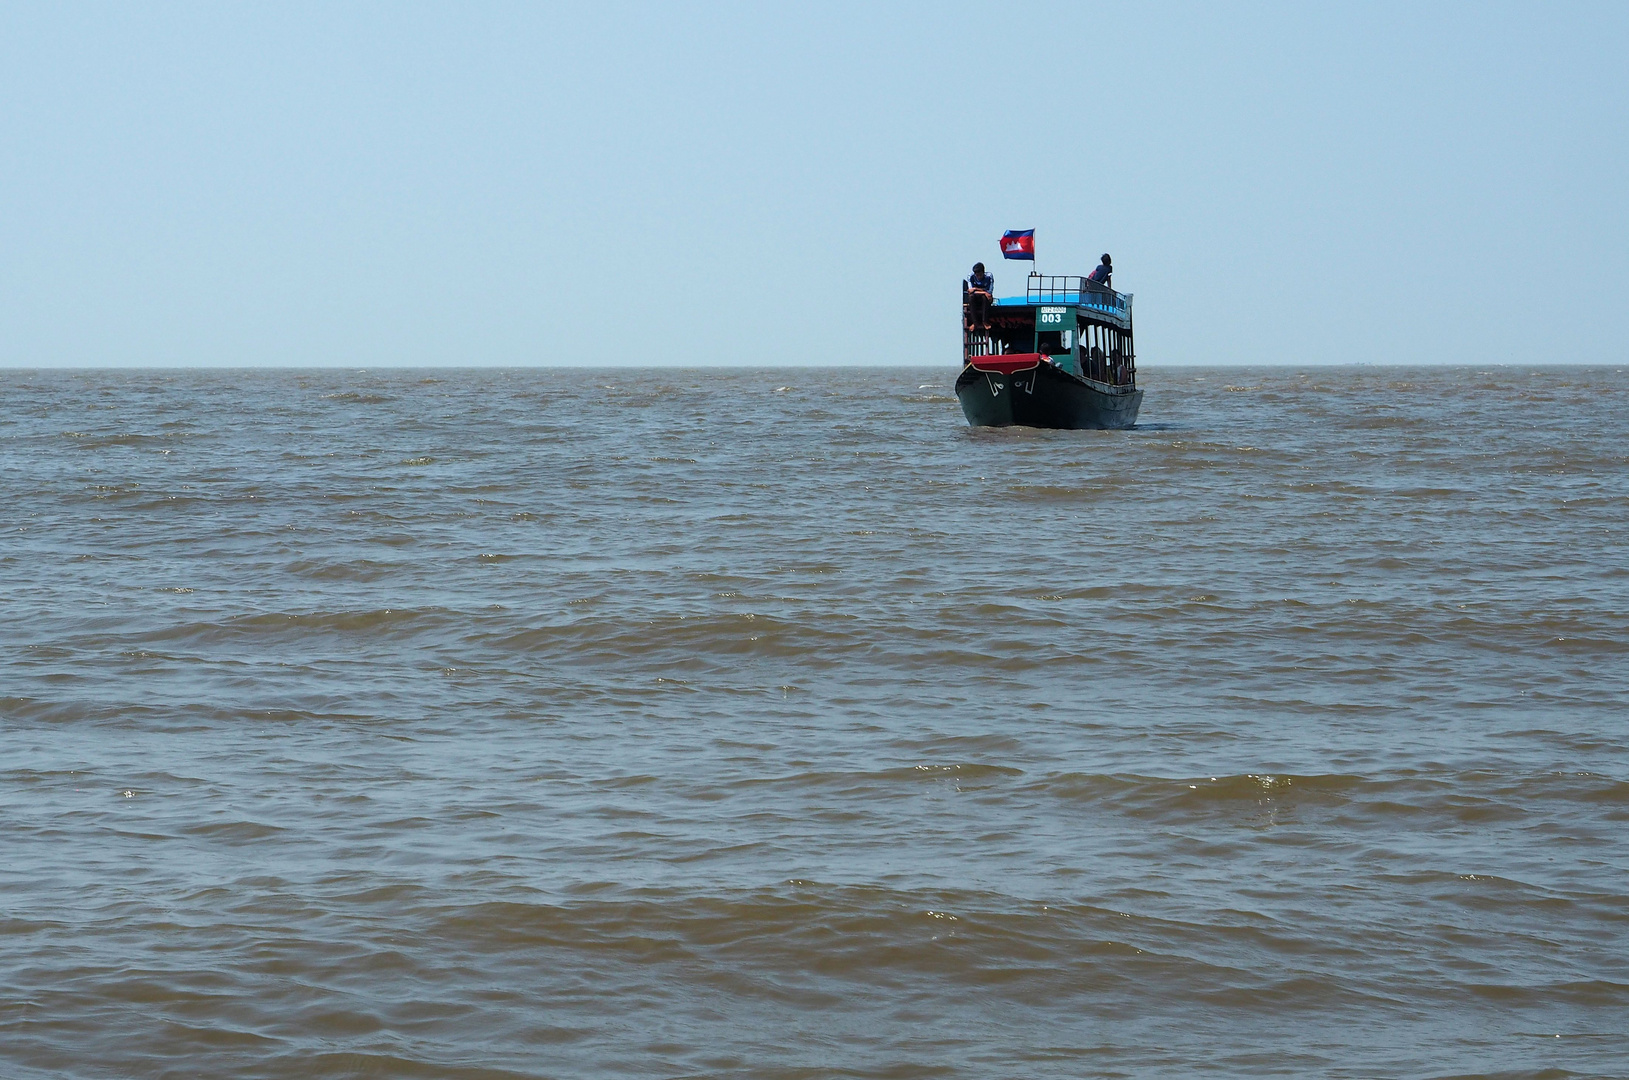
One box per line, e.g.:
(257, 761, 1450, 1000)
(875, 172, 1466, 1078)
(965, 270, 995, 331)
(965, 287, 991, 331)
(1087, 263, 1112, 287)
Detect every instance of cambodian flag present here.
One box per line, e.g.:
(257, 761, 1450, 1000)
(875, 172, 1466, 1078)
(1000, 229, 1035, 260)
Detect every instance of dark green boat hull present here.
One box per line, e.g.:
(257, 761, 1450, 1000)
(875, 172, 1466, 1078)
(956, 361, 1142, 430)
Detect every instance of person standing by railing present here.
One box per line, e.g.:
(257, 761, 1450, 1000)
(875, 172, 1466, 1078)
(1087, 254, 1113, 288)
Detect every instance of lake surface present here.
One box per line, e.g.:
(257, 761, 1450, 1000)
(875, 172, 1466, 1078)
(2, 365, 1627, 1079)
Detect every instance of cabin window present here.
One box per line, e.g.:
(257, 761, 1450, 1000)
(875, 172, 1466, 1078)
(1035, 329, 1065, 355)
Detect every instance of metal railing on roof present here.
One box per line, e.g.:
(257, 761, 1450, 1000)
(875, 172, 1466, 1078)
(1024, 273, 1132, 316)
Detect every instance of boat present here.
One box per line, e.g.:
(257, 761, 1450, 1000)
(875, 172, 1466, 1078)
(956, 272, 1142, 429)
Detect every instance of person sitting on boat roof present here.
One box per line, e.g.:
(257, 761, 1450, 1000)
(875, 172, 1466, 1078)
(965, 262, 995, 332)
(1087, 254, 1112, 288)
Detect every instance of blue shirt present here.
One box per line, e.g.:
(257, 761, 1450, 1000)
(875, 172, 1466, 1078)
(968, 270, 994, 293)
(1087, 263, 1112, 285)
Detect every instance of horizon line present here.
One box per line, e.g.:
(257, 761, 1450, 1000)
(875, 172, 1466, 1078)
(2, 361, 1622, 373)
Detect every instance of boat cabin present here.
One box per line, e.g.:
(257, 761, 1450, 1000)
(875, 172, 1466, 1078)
(963, 273, 1136, 386)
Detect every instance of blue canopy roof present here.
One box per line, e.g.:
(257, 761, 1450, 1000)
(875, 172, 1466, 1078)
(994, 292, 1130, 313)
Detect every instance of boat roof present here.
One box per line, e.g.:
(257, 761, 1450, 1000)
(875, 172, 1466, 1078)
(993, 292, 1133, 326)
(993, 292, 1131, 307)
(991, 274, 1133, 320)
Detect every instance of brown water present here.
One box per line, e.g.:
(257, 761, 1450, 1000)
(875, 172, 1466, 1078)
(3, 365, 1627, 1079)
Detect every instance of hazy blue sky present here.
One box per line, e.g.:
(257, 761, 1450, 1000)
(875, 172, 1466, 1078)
(2, 2, 1624, 367)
